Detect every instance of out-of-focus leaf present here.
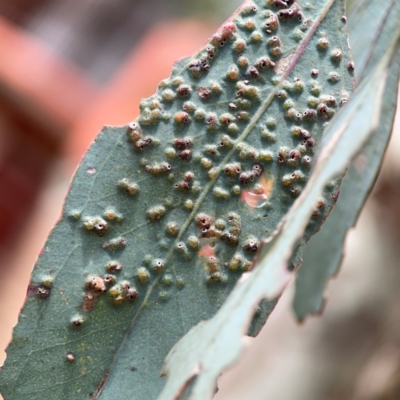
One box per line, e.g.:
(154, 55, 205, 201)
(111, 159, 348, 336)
(158, 35, 399, 400)
(293, 0, 400, 321)
(347, 0, 397, 82)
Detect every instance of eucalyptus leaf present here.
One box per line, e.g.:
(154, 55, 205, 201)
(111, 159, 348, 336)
(159, 33, 400, 400)
(293, 0, 400, 320)
(347, 0, 397, 82)
(0, 1, 355, 399)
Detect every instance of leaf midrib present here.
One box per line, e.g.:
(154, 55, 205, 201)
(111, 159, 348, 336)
(93, 0, 337, 397)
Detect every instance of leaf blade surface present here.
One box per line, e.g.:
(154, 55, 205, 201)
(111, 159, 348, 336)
(159, 33, 399, 399)
(0, 1, 355, 399)
(293, 0, 400, 320)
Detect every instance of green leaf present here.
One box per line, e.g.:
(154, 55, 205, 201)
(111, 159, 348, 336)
(159, 33, 400, 400)
(347, 0, 397, 81)
(0, 1, 354, 399)
(293, 0, 400, 320)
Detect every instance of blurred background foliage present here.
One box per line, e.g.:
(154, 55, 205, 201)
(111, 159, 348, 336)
(0, 0, 399, 399)
(29, 0, 242, 81)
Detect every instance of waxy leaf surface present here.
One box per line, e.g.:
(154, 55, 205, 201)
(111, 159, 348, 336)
(0, 0, 354, 399)
(160, 32, 399, 399)
(293, 0, 400, 320)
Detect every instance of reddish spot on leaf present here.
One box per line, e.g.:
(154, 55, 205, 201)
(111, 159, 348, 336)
(241, 191, 268, 208)
(260, 176, 274, 198)
(241, 175, 274, 208)
(198, 244, 215, 258)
